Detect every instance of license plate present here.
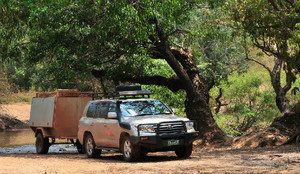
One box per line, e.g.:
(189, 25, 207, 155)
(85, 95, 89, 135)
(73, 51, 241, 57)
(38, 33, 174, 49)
(167, 139, 180, 146)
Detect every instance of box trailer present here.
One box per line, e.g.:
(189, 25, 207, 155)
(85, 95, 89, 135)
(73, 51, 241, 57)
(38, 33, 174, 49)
(29, 89, 92, 154)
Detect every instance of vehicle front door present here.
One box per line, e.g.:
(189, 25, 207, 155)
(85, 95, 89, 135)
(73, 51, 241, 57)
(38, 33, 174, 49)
(102, 102, 121, 148)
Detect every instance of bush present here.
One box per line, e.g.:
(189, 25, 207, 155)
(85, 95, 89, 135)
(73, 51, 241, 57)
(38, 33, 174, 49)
(213, 72, 280, 136)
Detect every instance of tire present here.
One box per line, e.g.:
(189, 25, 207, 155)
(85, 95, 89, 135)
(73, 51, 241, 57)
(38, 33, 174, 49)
(121, 135, 141, 162)
(175, 143, 193, 158)
(85, 134, 101, 158)
(140, 150, 148, 157)
(76, 139, 85, 154)
(35, 132, 50, 154)
(296, 135, 300, 150)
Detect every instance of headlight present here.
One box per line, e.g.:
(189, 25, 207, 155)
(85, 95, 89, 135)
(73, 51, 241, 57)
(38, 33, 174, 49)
(185, 121, 195, 132)
(138, 124, 156, 135)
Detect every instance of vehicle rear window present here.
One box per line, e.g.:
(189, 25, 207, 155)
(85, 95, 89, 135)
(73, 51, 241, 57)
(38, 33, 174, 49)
(87, 102, 97, 118)
(95, 102, 109, 118)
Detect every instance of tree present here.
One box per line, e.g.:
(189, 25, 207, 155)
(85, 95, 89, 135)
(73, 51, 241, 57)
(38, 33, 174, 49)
(230, 0, 300, 113)
(1, 0, 251, 144)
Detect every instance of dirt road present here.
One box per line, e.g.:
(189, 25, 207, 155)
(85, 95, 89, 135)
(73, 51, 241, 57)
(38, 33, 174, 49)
(1, 103, 300, 173)
(0, 145, 299, 174)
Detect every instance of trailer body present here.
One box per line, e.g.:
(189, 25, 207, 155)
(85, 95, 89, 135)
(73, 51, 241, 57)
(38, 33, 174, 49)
(29, 89, 92, 153)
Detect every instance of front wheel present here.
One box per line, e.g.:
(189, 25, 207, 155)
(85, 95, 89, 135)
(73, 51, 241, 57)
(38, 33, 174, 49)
(85, 134, 101, 158)
(121, 135, 140, 162)
(175, 143, 193, 158)
(35, 132, 50, 154)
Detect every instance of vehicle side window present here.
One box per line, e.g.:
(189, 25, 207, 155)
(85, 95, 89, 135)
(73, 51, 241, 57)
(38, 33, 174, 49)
(108, 103, 117, 112)
(95, 102, 109, 118)
(86, 102, 97, 118)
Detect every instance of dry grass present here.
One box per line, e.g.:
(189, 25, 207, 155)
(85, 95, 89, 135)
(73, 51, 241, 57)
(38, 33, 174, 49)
(0, 91, 35, 104)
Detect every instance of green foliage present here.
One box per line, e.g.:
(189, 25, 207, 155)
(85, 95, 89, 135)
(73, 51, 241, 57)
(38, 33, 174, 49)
(145, 85, 186, 117)
(174, 4, 248, 89)
(1, 0, 297, 137)
(230, 0, 300, 73)
(212, 72, 280, 136)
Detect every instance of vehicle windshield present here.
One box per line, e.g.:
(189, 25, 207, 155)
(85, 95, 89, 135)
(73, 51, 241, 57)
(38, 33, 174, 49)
(120, 100, 172, 117)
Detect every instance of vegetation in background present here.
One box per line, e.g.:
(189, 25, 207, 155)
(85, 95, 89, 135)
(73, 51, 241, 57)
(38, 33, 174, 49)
(0, 0, 299, 141)
(231, 0, 300, 113)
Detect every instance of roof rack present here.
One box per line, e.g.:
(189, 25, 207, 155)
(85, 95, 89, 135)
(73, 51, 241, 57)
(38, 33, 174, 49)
(91, 85, 152, 100)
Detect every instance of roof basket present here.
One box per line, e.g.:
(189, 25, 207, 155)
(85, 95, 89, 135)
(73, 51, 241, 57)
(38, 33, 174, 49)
(115, 85, 141, 92)
(118, 90, 152, 97)
(91, 85, 152, 100)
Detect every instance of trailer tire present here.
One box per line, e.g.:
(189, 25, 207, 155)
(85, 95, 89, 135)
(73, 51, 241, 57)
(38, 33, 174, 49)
(36, 132, 50, 154)
(85, 134, 101, 158)
(76, 139, 85, 154)
(296, 135, 300, 149)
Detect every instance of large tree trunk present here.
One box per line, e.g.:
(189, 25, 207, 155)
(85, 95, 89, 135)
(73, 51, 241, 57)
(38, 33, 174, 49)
(185, 91, 226, 144)
(151, 21, 227, 145)
(270, 58, 292, 113)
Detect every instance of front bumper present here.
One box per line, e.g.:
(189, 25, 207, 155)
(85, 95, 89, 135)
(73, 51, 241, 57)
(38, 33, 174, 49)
(130, 131, 199, 151)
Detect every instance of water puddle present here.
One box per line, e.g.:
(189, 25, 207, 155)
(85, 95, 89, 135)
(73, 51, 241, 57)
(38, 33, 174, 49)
(0, 129, 77, 154)
(0, 129, 35, 147)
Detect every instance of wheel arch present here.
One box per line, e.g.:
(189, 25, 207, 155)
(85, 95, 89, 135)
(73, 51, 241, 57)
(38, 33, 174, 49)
(34, 128, 46, 137)
(119, 132, 129, 148)
(82, 131, 92, 146)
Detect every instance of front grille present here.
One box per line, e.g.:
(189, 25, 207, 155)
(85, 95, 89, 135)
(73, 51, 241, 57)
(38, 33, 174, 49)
(157, 122, 185, 134)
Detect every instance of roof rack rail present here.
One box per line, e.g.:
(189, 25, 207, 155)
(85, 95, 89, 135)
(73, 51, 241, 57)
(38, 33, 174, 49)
(118, 90, 152, 98)
(91, 86, 152, 100)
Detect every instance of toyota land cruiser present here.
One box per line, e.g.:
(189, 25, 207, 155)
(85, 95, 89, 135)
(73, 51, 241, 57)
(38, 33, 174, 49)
(78, 86, 199, 161)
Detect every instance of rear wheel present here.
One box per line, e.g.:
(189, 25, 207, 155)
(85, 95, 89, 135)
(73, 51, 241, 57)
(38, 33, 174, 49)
(121, 135, 140, 162)
(35, 132, 50, 154)
(76, 139, 85, 154)
(85, 134, 101, 158)
(175, 143, 193, 158)
(140, 149, 148, 157)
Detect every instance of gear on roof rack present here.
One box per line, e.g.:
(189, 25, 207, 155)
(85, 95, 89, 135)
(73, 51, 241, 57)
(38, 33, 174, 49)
(115, 85, 141, 92)
(91, 85, 152, 100)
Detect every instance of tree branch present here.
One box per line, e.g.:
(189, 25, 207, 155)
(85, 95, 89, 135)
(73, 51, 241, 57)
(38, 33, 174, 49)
(120, 75, 184, 93)
(268, 0, 280, 11)
(254, 39, 279, 57)
(152, 17, 196, 95)
(167, 29, 191, 38)
(91, 69, 184, 93)
(214, 88, 227, 114)
(245, 57, 272, 75)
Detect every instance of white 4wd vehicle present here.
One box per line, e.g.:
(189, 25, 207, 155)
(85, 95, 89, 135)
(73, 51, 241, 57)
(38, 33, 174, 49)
(78, 86, 199, 161)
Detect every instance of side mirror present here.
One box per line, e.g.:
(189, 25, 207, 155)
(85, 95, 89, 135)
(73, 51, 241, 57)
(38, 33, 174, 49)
(172, 108, 176, 114)
(107, 112, 118, 119)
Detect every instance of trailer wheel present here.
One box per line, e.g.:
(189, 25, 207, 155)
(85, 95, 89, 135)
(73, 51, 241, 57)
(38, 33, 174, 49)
(175, 143, 193, 158)
(76, 139, 85, 154)
(85, 134, 101, 158)
(296, 135, 300, 149)
(36, 132, 50, 154)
